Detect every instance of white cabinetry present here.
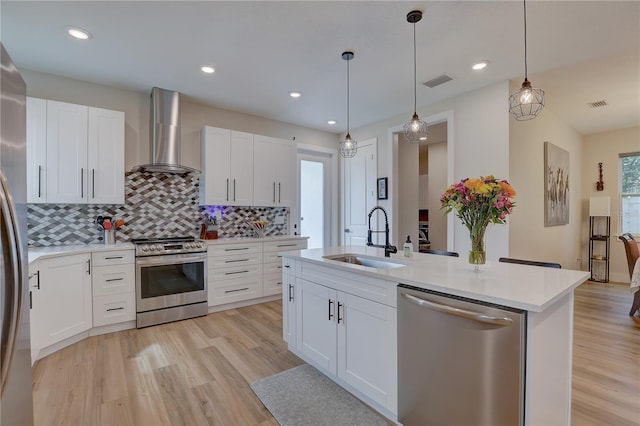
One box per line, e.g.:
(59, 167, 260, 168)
(200, 126, 254, 206)
(262, 238, 307, 296)
(91, 249, 135, 327)
(288, 259, 397, 416)
(282, 258, 298, 348)
(253, 135, 296, 207)
(208, 242, 263, 305)
(26, 97, 125, 204)
(35, 253, 92, 349)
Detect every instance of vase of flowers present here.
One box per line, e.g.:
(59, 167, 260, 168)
(440, 176, 516, 269)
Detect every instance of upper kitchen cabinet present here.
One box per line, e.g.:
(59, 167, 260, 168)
(200, 126, 254, 206)
(253, 135, 295, 207)
(26, 97, 125, 204)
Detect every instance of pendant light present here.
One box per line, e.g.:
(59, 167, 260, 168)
(509, 0, 545, 120)
(403, 10, 428, 144)
(339, 51, 357, 158)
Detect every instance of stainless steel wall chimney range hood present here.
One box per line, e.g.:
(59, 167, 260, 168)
(131, 87, 199, 174)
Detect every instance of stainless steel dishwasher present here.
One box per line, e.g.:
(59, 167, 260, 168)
(397, 284, 526, 426)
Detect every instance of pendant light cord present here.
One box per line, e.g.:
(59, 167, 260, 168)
(412, 20, 417, 114)
(346, 56, 350, 133)
(523, 0, 528, 80)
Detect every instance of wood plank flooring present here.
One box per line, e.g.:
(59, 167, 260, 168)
(32, 282, 640, 425)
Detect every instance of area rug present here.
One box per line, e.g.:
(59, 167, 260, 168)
(250, 364, 389, 426)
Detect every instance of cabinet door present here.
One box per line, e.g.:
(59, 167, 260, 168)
(230, 131, 254, 206)
(282, 259, 298, 347)
(26, 97, 47, 203)
(200, 126, 231, 205)
(28, 265, 41, 364)
(300, 279, 337, 373)
(253, 135, 277, 206)
(337, 292, 397, 412)
(87, 107, 125, 204)
(38, 253, 92, 348)
(46, 100, 88, 203)
(275, 139, 296, 207)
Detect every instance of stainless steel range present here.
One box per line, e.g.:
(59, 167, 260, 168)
(133, 237, 208, 328)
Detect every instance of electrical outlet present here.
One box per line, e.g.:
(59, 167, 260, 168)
(214, 210, 221, 221)
(275, 216, 285, 225)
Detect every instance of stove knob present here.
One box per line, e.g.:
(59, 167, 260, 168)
(140, 246, 148, 252)
(186, 243, 193, 248)
(154, 244, 162, 251)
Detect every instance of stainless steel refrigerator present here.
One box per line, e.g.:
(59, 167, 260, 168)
(0, 42, 34, 425)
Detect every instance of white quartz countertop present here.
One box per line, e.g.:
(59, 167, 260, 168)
(28, 242, 134, 265)
(205, 236, 308, 245)
(281, 246, 590, 312)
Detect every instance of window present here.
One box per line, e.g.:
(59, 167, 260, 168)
(620, 152, 640, 235)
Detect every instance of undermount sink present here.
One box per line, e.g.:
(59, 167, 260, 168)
(323, 254, 407, 269)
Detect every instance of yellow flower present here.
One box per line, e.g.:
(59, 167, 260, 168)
(464, 178, 483, 190)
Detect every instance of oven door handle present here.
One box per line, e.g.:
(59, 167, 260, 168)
(136, 253, 207, 267)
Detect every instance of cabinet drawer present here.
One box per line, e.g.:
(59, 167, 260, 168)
(263, 239, 307, 253)
(208, 243, 262, 257)
(208, 252, 262, 269)
(208, 279, 262, 306)
(263, 251, 284, 264)
(209, 263, 262, 281)
(92, 250, 134, 266)
(92, 264, 135, 296)
(263, 272, 284, 297)
(263, 261, 283, 275)
(93, 292, 135, 327)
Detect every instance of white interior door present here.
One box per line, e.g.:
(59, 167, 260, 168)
(343, 139, 377, 246)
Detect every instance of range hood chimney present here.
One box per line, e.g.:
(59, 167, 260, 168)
(131, 87, 199, 174)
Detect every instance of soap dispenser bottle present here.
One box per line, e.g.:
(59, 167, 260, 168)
(403, 235, 413, 258)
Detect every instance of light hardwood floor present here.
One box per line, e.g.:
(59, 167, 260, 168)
(32, 281, 640, 425)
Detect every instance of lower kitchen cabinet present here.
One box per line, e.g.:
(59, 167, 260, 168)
(299, 278, 397, 413)
(282, 258, 298, 348)
(208, 242, 263, 306)
(34, 252, 92, 349)
(91, 249, 135, 327)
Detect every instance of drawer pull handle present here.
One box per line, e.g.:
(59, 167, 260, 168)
(284, 264, 291, 269)
(106, 307, 125, 312)
(225, 270, 249, 275)
(288, 284, 294, 302)
(225, 247, 249, 251)
(276, 266, 282, 269)
(105, 278, 124, 282)
(276, 281, 282, 285)
(225, 259, 250, 263)
(278, 244, 297, 247)
(225, 288, 249, 294)
(104, 256, 124, 260)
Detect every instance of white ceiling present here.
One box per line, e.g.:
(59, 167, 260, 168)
(2, 1, 639, 136)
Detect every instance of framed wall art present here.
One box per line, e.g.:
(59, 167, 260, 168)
(544, 141, 570, 226)
(377, 177, 388, 200)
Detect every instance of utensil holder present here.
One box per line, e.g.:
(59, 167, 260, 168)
(104, 229, 116, 245)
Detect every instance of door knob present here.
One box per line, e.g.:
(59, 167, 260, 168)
(344, 228, 350, 233)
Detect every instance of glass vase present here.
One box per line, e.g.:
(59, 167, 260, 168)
(469, 227, 486, 269)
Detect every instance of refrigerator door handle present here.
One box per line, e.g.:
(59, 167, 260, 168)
(400, 292, 513, 326)
(0, 171, 24, 396)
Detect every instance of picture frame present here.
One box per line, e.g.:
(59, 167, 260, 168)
(544, 141, 570, 226)
(377, 177, 388, 200)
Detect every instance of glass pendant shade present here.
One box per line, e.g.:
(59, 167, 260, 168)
(339, 133, 357, 158)
(509, 79, 545, 121)
(404, 113, 428, 143)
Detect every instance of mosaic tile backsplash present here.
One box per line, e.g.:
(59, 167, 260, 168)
(27, 171, 289, 246)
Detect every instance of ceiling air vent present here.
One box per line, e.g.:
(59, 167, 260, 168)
(422, 73, 454, 88)
(587, 100, 608, 109)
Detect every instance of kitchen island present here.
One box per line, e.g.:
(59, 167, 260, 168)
(280, 246, 590, 425)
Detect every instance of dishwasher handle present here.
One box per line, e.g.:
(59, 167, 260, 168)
(401, 292, 513, 326)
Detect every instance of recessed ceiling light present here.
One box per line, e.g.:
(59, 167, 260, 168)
(472, 61, 488, 70)
(66, 26, 92, 40)
(327, 120, 337, 125)
(289, 91, 301, 98)
(201, 66, 215, 74)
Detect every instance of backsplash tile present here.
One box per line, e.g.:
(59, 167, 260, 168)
(28, 171, 289, 247)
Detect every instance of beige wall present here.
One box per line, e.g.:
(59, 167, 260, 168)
(397, 132, 419, 248)
(21, 69, 339, 172)
(582, 126, 640, 282)
(508, 80, 584, 270)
